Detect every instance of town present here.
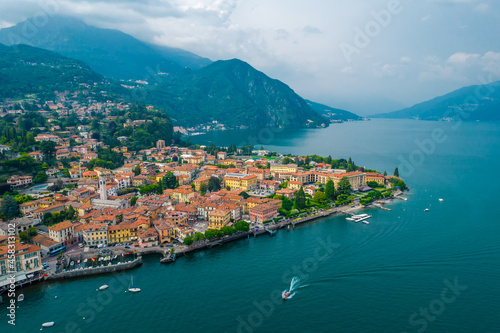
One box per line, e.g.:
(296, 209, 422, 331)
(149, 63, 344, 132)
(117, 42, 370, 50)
(0, 97, 406, 293)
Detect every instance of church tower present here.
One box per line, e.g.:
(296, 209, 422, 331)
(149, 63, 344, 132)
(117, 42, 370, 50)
(99, 176, 107, 200)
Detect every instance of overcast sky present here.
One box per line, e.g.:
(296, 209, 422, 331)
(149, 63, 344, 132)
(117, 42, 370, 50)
(1, 0, 500, 114)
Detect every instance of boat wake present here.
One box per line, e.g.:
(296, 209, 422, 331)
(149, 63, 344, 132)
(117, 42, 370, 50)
(282, 276, 308, 300)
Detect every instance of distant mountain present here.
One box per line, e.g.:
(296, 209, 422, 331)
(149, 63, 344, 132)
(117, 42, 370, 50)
(305, 100, 363, 122)
(372, 81, 500, 121)
(0, 16, 212, 80)
(142, 59, 328, 128)
(0, 43, 113, 100)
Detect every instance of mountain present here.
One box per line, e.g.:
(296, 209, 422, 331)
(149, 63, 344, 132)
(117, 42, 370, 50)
(0, 16, 212, 80)
(305, 100, 363, 122)
(0, 43, 113, 100)
(142, 59, 328, 128)
(372, 81, 500, 121)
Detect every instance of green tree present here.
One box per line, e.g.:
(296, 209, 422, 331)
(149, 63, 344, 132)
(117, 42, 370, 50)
(19, 231, 30, 241)
(234, 221, 250, 232)
(239, 191, 250, 199)
(28, 226, 37, 237)
(220, 226, 237, 236)
(34, 171, 48, 184)
(40, 141, 57, 158)
(383, 171, 387, 176)
(131, 196, 138, 206)
(337, 177, 352, 196)
(0, 194, 19, 219)
(313, 191, 327, 204)
(294, 187, 306, 210)
(183, 236, 194, 246)
(133, 165, 141, 176)
(325, 179, 336, 201)
(161, 171, 178, 189)
(394, 167, 399, 177)
(194, 232, 205, 241)
(207, 177, 221, 192)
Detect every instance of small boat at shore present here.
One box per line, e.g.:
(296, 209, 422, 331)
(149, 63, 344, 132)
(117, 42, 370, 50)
(42, 322, 55, 327)
(99, 285, 109, 291)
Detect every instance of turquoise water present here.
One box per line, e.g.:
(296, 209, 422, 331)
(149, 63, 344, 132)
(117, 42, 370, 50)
(3, 119, 500, 332)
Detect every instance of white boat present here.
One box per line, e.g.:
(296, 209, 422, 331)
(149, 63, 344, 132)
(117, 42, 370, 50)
(346, 217, 355, 221)
(362, 221, 370, 224)
(42, 322, 55, 327)
(439, 198, 444, 202)
(99, 285, 109, 291)
(351, 214, 369, 219)
(424, 208, 430, 212)
(128, 276, 141, 293)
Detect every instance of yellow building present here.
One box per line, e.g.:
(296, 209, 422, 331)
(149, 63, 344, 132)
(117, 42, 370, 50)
(193, 176, 211, 191)
(208, 209, 231, 230)
(224, 174, 258, 191)
(172, 189, 196, 202)
(270, 164, 298, 173)
(107, 222, 139, 243)
(288, 181, 303, 191)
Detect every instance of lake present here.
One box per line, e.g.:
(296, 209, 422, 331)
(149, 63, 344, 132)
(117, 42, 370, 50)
(3, 119, 500, 333)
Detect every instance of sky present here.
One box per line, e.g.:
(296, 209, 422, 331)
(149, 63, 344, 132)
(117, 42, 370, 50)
(1, 0, 500, 115)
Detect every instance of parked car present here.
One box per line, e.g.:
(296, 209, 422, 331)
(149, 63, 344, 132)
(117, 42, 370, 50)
(124, 246, 130, 249)
(78, 243, 84, 248)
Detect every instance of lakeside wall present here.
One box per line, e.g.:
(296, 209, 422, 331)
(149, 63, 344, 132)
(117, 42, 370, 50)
(48, 257, 143, 281)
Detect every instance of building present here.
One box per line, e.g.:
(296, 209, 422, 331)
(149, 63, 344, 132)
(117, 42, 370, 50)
(138, 228, 159, 248)
(217, 151, 227, 160)
(154, 220, 175, 244)
(99, 176, 107, 200)
(48, 220, 76, 246)
(56, 149, 70, 160)
(366, 172, 385, 186)
(7, 175, 33, 189)
(249, 204, 278, 223)
(193, 176, 210, 191)
(270, 164, 298, 174)
(156, 140, 166, 150)
(175, 224, 196, 241)
(332, 172, 367, 191)
(0, 244, 43, 289)
(288, 181, 303, 191)
(208, 209, 231, 230)
(34, 134, 60, 143)
(28, 151, 44, 161)
(2, 217, 35, 236)
(223, 174, 258, 191)
(83, 223, 108, 247)
(31, 234, 60, 256)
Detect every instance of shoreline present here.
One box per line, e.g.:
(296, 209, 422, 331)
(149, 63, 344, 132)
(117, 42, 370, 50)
(13, 196, 403, 293)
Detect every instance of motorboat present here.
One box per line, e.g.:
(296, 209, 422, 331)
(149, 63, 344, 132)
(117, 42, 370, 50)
(99, 285, 109, 291)
(282, 291, 290, 299)
(42, 322, 55, 327)
(424, 208, 430, 212)
(439, 198, 444, 202)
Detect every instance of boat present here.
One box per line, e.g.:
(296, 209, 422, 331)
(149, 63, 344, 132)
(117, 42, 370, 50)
(99, 285, 109, 291)
(424, 208, 430, 212)
(128, 276, 141, 293)
(362, 221, 370, 224)
(346, 217, 355, 221)
(282, 291, 290, 300)
(42, 322, 55, 327)
(17, 294, 24, 302)
(439, 198, 444, 202)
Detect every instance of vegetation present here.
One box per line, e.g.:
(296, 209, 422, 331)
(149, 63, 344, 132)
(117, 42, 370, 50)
(0, 193, 19, 219)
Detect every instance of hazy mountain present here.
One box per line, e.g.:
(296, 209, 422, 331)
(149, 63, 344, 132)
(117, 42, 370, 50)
(372, 81, 500, 121)
(143, 59, 328, 128)
(0, 16, 211, 80)
(0, 43, 111, 99)
(305, 100, 363, 122)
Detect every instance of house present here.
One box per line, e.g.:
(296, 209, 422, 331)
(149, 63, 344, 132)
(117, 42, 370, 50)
(249, 204, 278, 223)
(217, 151, 227, 160)
(208, 209, 231, 230)
(48, 220, 76, 246)
(193, 176, 210, 191)
(287, 181, 303, 191)
(275, 189, 295, 199)
(223, 174, 258, 191)
(0, 244, 43, 288)
(138, 228, 159, 248)
(56, 149, 70, 160)
(132, 175, 151, 187)
(35, 134, 60, 143)
(83, 223, 108, 247)
(28, 151, 44, 161)
(153, 220, 175, 244)
(7, 175, 33, 188)
(175, 224, 196, 241)
(366, 172, 385, 186)
(31, 234, 60, 256)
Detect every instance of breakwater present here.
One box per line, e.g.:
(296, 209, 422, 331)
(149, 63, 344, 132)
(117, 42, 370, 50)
(48, 257, 143, 281)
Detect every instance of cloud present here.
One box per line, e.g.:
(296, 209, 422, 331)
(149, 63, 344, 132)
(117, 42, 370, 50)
(303, 25, 321, 34)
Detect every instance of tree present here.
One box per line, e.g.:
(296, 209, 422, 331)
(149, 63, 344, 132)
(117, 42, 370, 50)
(40, 141, 57, 158)
(394, 167, 399, 177)
(133, 165, 141, 176)
(194, 232, 205, 241)
(220, 226, 237, 236)
(384, 171, 387, 176)
(337, 177, 352, 196)
(325, 179, 335, 201)
(205, 229, 221, 240)
(207, 177, 221, 192)
(313, 191, 327, 204)
(199, 184, 207, 194)
(161, 171, 178, 189)
(131, 196, 138, 206)
(28, 226, 37, 237)
(280, 196, 293, 211)
(34, 171, 48, 184)
(234, 221, 250, 232)
(20, 231, 30, 241)
(294, 187, 306, 210)
(183, 236, 194, 246)
(0, 194, 19, 219)
(239, 191, 250, 199)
